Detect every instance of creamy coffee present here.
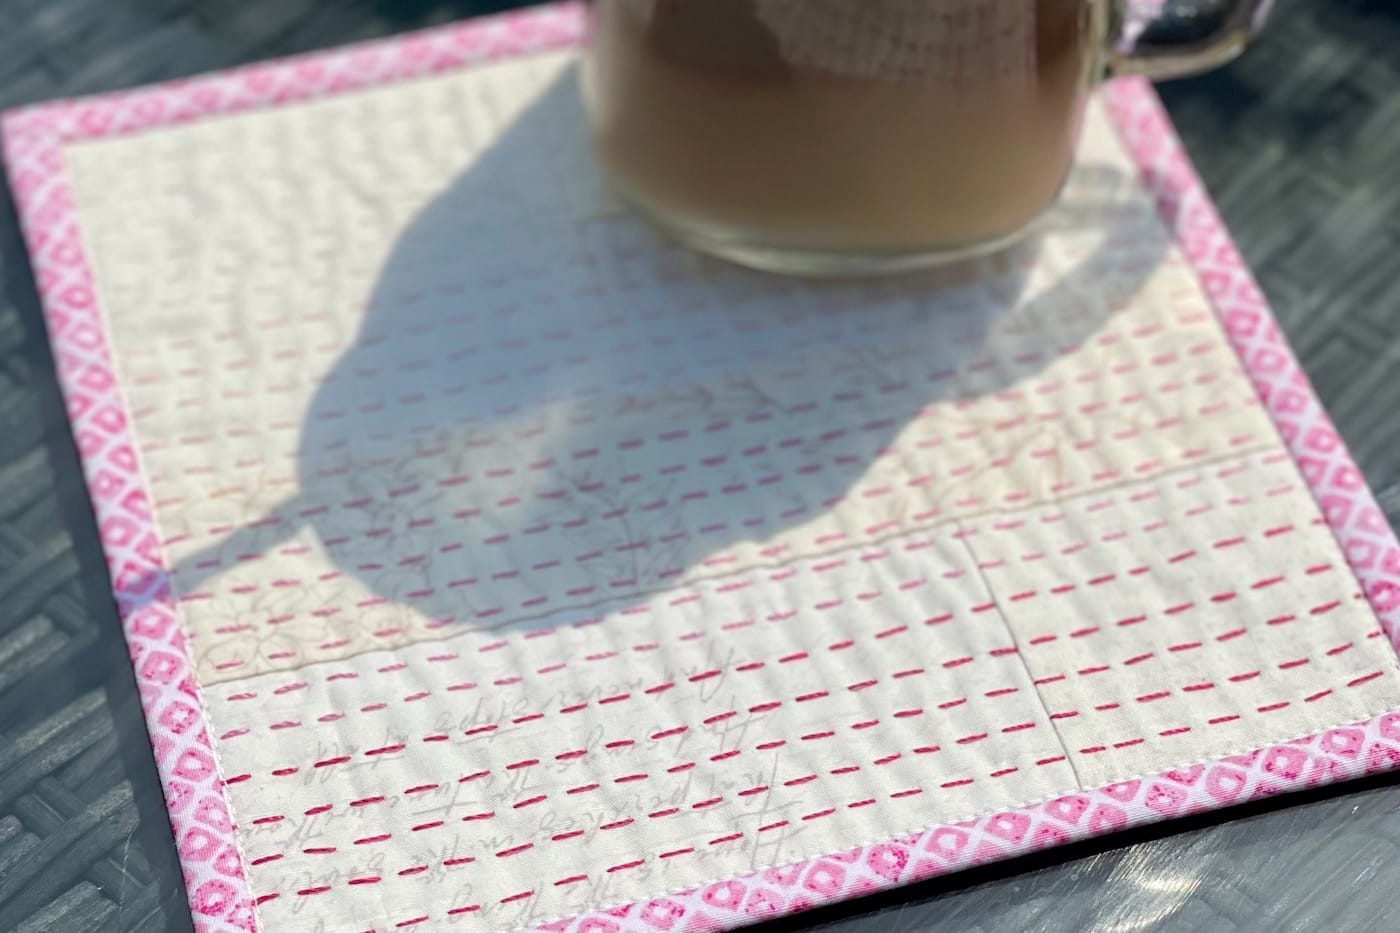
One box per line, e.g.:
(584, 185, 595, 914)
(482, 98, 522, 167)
(583, 0, 1094, 254)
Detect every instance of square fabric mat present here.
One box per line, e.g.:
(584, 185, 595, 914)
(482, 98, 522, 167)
(6, 5, 1400, 933)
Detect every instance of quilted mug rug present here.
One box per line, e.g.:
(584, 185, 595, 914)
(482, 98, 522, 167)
(6, 4, 1400, 933)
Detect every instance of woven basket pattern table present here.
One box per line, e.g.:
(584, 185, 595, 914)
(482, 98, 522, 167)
(0, 1, 1398, 931)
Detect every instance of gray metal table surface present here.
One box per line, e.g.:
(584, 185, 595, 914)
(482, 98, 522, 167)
(0, 1, 1397, 931)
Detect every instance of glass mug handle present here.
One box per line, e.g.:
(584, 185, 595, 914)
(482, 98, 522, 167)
(1107, 0, 1274, 80)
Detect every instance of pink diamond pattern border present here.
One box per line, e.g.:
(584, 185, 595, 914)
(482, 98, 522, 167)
(2, 5, 1398, 933)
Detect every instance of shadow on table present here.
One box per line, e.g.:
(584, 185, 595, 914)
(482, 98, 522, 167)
(150, 69, 1169, 652)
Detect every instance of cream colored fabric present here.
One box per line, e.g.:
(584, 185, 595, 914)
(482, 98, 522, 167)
(70, 52, 1267, 685)
(62, 50, 1400, 933)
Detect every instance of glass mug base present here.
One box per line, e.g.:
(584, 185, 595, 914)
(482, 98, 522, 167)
(632, 199, 1049, 278)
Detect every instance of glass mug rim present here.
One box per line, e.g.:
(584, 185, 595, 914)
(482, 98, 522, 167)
(580, 0, 1271, 276)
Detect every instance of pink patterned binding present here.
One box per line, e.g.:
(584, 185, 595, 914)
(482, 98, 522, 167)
(2, 5, 1398, 933)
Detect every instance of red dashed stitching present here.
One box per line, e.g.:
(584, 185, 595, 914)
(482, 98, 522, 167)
(223, 587, 1029, 746)
(257, 741, 1050, 903)
(224, 572, 1367, 787)
(269, 660, 1376, 914)
(149, 307, 1222, 497)
(236, 637, 1374, 833)
(209, 450, 1297, 681)
(185, 408, 1248, 611)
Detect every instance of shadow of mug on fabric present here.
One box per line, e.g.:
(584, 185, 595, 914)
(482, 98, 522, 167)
(138, 68, 1173, 674)
(580, 0, 1272, 275)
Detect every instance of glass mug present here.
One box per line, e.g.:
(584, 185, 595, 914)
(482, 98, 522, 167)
(580, 0, 1271, 275)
